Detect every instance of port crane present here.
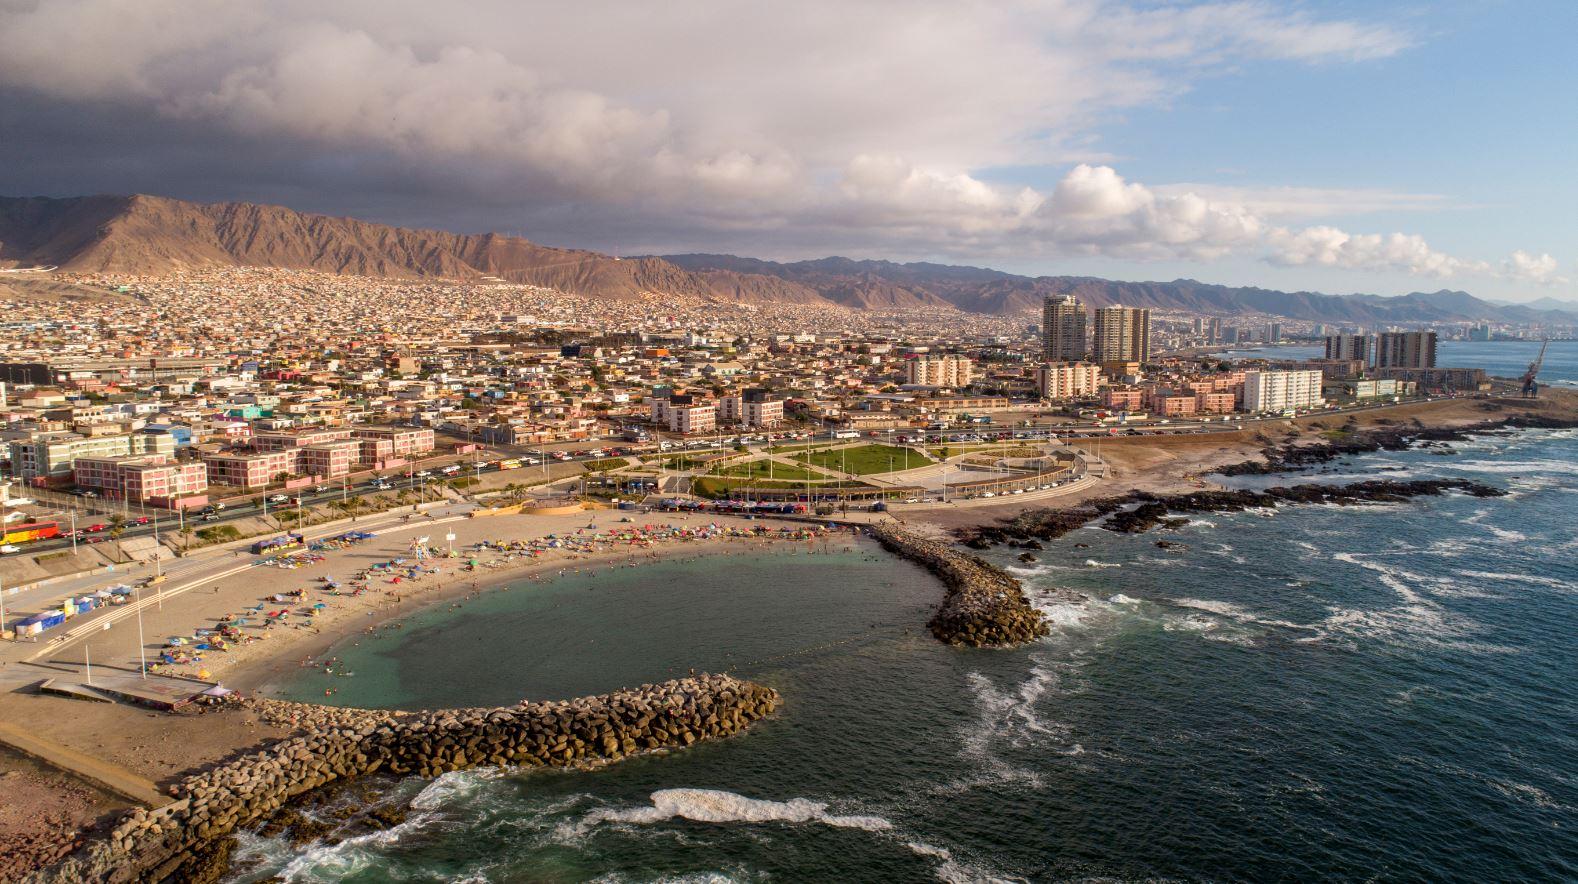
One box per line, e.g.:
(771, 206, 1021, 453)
(1520, 340, 1549, 398)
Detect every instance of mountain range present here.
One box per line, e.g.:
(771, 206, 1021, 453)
(3, 193, 1573, 326)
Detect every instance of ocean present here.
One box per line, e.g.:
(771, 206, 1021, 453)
(1215, 339, 1578, 389)
(238, 427, 1578, 882)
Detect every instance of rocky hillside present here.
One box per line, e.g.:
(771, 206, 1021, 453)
(0, 195, 832, 306)
(665, 254, 1578, 324)
(4, 193, 1572, 322)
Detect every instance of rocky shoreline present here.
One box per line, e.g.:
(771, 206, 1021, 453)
(867, 524, 1054, 647)
(1217, 411, 1578, 476)
(962, 478, 1505, 546)
(28, 674, 780, 884)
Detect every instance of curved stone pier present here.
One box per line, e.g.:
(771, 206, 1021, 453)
(29, 674, 780, 883)
(867, 524, 1051, 647)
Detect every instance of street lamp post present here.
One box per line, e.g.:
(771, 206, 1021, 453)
(134, 584, 147, 678)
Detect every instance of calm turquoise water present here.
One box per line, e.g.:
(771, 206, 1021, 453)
(239, 430, 1578, 882)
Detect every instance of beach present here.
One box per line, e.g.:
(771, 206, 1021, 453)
(57, 510, 839, 693)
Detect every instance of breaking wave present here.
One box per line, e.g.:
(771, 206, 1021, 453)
(581, 789, 892, 832)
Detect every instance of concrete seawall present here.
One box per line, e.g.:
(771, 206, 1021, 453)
(866, 524, 1051, 647)
(29, 674, 780, 883)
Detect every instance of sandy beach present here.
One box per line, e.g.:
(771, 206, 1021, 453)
(46, 510, 839, 696)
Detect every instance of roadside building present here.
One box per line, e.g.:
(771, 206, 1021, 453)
(1102, 387, 1144, 411)
(204, 448, 302, 489)
(1243, 369, 1324, 413)
(905, 355, 974, 388)
(8, 430, 176, 481)
(1035, 362, 1101, 400)
(73, 454, 208, 504)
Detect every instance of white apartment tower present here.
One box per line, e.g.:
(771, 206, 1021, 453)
(1243, 370, 1324, 413)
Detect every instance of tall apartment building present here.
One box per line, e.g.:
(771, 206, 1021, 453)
(1376, 332, 1437, 369)
(905, 355, 973, 388)
(667, 402, 716, 434)
(718, 388, 784, 428)
(1035, 362, 1101, 400)
(1324, 334, 1371, 365)
(1041, 295, 1088, 361)
(1243, 370, 1324, 413)
(1092, 306, 1151, 365)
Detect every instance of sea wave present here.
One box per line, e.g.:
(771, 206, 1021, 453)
(1317, 553, 1514, 652)
(580, 789, 892, 832)
(1169, 597, 1317, 633)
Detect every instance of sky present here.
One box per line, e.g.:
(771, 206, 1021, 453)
(1, 0, 1574, 303)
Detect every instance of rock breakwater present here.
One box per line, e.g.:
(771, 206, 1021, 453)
(867, 525, 1053, 647)
(29, 675, 779, 884)
(962, 479, 1504, 546)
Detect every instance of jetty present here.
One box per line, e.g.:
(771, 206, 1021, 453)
(866, 524, 1052, 647)
(29, 674, 780, 884)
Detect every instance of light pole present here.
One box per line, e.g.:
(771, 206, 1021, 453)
(152, 512, 162, 580)
(134, 585, 147, 678)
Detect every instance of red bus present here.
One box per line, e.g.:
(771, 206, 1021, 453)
(2, 521, 61, 545)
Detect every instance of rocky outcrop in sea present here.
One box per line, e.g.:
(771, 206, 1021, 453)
(961, 479, 1504, 545)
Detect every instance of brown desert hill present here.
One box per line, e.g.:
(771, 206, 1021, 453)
(0, 194, 836, 306)
(10, 193, 1576, 323)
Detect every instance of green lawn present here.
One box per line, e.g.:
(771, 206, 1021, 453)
(690, 476, 877, 499)
(789, 443, 934, 475)
(717, 459, 832, 481)
(580, 457, 630, 472)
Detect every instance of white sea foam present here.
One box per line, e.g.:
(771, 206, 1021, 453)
(1108, 593, 1141, 605)
(410, 767, 507, 811)
(1169, 598, 1316, 632)
(277, 813, 435, 880)
(1318, 553, 1515, 652)
(581, 789, 892, 832)
(953, 653, 1087, 792)
(1455, 569, 1575, 591)
(1083, 559, 1120, 569)
(1034, 601, 1091, 629)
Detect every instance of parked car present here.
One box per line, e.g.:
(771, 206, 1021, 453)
(85, 523, 106, 533)
(0, 544, 20, 555)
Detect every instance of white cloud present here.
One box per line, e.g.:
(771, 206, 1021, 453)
(0, 0, 1563, 289)
(1501, 251, 1569, 286)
